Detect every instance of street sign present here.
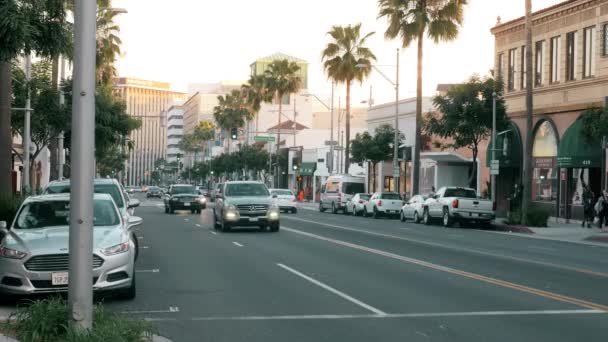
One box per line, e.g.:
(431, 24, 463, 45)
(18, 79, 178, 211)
(254, 136, 275, 142)
(490, 159, 500, 175)
(333, 146, 344, 151)
(325, 140, 339, 146)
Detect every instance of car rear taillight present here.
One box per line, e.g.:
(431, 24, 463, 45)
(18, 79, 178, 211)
(452, 199, 459, 208)
(359, 200, 364, 204)
(492, 201, 497, 211)
(378, 200, 382, 207)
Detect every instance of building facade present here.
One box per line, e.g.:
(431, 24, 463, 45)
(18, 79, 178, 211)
(165, 105, 184, 163)
(491, 0, 608, 218)
(115, 78, 187, 185)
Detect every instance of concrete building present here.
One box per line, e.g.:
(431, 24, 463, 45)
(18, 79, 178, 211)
(115, 78, 187, 185)
(491, 0, 608, 218)
(165, 105, 184, 164)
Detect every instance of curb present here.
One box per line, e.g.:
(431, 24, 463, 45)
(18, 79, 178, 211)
(585, 235, 608, 243)
(492, 223, 535, 234)
(0, 334, 171, 342)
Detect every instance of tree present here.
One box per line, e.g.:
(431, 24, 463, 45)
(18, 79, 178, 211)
(213, 90, 252, 153)
(581, 107, 608, 142)
(96, 2, 123, 85)
(321, 24, 376, 173)
(351, 124, 401, 192)
(242, 74, 272, 134)
(0, 0, 72, 193)
(378, 0, 467, 195)
(425, 75, 507, 189)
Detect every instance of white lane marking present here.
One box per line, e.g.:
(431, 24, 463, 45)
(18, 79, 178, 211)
(184, 218, 190, 222)
(210, 231, 218, 235)
(140, 246, 150, 249)
(136, 269, 160, 273)
(143, 309, 604, 321)
(195, 224, 202, 227)
(123, 306, 179, 315)
(232, 242, 244, 247)
(277, 263, 386, 315)
(137, 236, 144, 240)
(284, 217, 608, 278)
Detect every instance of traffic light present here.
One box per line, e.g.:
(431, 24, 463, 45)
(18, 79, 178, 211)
(230, 127, 238, 140)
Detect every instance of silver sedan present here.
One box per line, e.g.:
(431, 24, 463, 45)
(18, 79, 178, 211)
(0, 193, 141, 299)
(400, 195, 427, 223)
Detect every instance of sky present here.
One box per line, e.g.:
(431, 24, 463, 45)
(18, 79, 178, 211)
(112, 0, 564, 106)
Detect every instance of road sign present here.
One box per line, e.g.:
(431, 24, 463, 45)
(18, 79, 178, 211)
(333, 146, 344, 151)
(490, 159, 500, 175)
(325, 140, 339, 146)
(393, 165, 400, 177)
(254, 136, 275, 142)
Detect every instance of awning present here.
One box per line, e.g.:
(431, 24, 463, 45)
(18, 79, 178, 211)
(557, 118, 601, 168)
(486, 123, 522, 168)
(299, 162, 316, 176)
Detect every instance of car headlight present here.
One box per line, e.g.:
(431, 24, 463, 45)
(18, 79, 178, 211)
(268, 205, 280, 218)
(0, 246, 28, 259)
(101, 242, 130, 256)
(198, 197, 207, 204)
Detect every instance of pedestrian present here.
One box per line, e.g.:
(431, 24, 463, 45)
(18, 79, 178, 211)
(581, 185, 594, 228)
(598, 190, 608, 229)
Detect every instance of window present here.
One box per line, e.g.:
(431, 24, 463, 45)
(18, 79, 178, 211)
(496, 53, 504, 79)
(443, 188, 477, 198)
(532, 121, 558, 202)
(603, 24, 608, 56)
(583, 26, 595, 78)
(342, 182, 365, 195)
(550, 36, 560, 83)
(535, 40, 544, 86)
(380, 193, 401, 200)
(508, 48, 516, 91)
(520, 45, 527, 89)
(566, 31, 577, 81)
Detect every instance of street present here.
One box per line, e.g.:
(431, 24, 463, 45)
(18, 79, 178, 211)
(101, 194, 608, 341)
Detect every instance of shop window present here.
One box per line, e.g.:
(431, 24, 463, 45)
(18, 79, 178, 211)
(583, 26, 595, 78)
(384, 176, 394, 192)
(532, 121, 558, 202)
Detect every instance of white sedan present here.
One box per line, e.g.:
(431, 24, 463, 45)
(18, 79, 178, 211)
(400, 195, 427, 223)
(345, 193, 371, 216)
(270, 189, 298, 213)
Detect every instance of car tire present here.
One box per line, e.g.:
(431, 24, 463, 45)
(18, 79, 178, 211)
(270, 222, 280, 232)
(222, 221, 231, 232)
(414, 211, 420, 223)
(164, 206, 169, 214)
(118, 272, 136, 300)
(363, 207, 369, 217)
(400, 210, 406, 222)
(292, 208, 297, 214)
(373, 207, 380, 219)
(332, 202, 338, 214)
(319, 202, 326, 212)
(202, 205, 206, 210)
(259, 224, 268, 232)
(191, 209, 195, 214)
(423, 208, 431, 225)
(132, 235, 139, 262)
(169, 206, 174, 214)
(442, 208, 453, 228)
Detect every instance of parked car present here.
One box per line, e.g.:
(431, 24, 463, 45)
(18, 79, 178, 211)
(45, 178, 140, 220)
(400, 195, 427, 223)
(319, 175, 366, 214)
(210, 183, 224, 202)
(269, 189, 298, 213)
(345, 193, 371, 216)
(422, 186, 495, 227)
(0, 193, 141, 299)
(214, 181, 280, 232)
(164, 184, 206, 214)
(146, 186, 162, 198)
(364, 192, 403, 219)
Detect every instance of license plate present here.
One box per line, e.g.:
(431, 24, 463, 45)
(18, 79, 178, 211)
(249, 217, 259, 222)
(184, 202, 190, 207)
(52, 272, 69, 286)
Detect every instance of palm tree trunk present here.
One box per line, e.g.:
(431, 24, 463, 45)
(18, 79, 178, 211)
(412, 30, 424, 195)
(522, 0, 534, 224)
(344, 80, 351, 173)
(0, 62, 12, 194)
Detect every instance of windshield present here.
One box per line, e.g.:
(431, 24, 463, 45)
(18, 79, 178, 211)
(342, 182, 365, 195)
(225, 183, 269, 197)
(45, 183, 125, 208)
(272, 190, 294, 196)
(444, 188, 477, 198)
(14, 199, 120, 229)
(359, 194, 371, 200)
(381, 193, 401, 200)
(172, 186, 197, 194)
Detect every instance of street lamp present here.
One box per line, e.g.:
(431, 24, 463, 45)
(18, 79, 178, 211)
(303, 84, 335, 173)
(357, 48, 400, 194)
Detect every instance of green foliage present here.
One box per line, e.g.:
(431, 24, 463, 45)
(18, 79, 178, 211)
(5, 296, 156, 342)
(264, 59, 303, 101)
(242, 74, 273, 122)
(0, 192, 24, 224)
(580, 106, 608, 143)
(213, 89, 252, 131)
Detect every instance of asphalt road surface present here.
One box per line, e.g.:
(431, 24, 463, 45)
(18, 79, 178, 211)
(82, 195, 608, 341)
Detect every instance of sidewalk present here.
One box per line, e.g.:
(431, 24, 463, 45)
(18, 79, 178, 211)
(494, 217, 608, 246)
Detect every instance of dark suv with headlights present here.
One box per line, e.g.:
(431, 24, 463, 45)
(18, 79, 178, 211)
(164, 184, 206, 214)
(213, 181, 279, 232)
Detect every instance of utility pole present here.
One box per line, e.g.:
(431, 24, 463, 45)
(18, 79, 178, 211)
(58, 56, 66, 180)
(522, 0, 533, 224)
(68, 0, 96, 330)
(393, 48, 400, 195)
(23, 54, 32, 193)
(491, 92, 497, 205)
(337, 97, 341, 173)
(330, 82, 335, 174)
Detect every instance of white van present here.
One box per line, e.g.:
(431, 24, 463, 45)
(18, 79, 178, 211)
(319, 175, 366, 214)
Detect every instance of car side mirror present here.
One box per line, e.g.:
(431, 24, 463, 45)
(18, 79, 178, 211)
(127, 216, 143, 227)
(272, 194, 278, 198)
(128, 199, 140, 208)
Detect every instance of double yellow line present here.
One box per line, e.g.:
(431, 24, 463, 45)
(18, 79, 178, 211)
(284, 227, 608, 312)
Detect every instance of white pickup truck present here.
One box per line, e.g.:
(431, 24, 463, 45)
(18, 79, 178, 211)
(422, 187, 495, 227)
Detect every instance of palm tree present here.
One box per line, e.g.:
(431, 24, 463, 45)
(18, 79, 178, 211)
(96, 4, 123, 85)
(242, 74, 272, 135)
(378, 0, 467, 194)
(213, 89, 253, 153)
(321, 24, 376, 173)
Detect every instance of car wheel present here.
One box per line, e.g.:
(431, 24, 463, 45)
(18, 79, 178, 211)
(259, 224, 268, 232)
(423, 208, 431, 225)
(270, 222, 280, 232)
(319, 202, 326, 212)
(400, 210, 406, 222)
(413, 211, 420, 223)
(191, 209, 195, 214)
(442, 208, 453, 228)
(222, 220, 231, 232)
(164, 206, 169, 214)
(363, 207, 369, 217)
(132, 235, 139, 262)
(202, 205, 206, 210)
(373, 207, 380, 219)
(292, 208, 297, 214)
(169, 206, 174, 214)
(332, 202, 338, 214)
(213, 211, 220, 229)
(118, 272, 136, 300)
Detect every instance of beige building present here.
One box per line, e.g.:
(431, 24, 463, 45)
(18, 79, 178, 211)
(491, 0, 608, 218)
(115, 78, 187, 185)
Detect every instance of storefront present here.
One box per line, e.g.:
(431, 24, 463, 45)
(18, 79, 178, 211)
(529, 120, 559, 215)
(486, 122, 522, 216)
(298, 162, 317, 201)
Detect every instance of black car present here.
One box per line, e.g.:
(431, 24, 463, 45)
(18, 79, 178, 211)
(164, 184, 206, 214)
(146, 186, 163, 198)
